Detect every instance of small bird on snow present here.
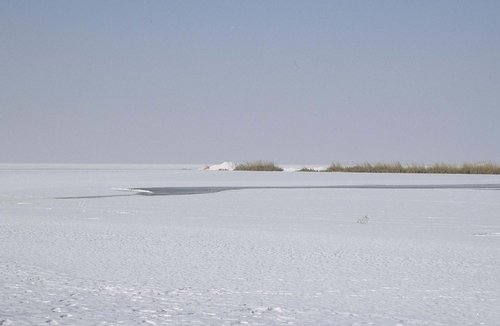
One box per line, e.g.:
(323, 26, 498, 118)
(357, 215, 369, 224)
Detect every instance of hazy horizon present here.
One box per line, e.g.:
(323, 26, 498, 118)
(2, 1, 499, 164)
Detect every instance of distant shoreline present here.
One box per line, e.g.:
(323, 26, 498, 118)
(1, 162, 500, 175)
(225, 161, 500, 175)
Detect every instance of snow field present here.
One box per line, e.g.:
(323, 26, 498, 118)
(1, 166, 500, 325)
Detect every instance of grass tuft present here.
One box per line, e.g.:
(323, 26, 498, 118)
(297, 167, 320, 172)
(324, 162, 500, 175)
(234, 161, 283, 172)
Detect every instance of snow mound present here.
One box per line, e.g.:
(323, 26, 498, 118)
(206, 162, 236, 171)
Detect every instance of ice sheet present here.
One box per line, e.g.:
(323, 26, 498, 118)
(1, 165, 499, 325)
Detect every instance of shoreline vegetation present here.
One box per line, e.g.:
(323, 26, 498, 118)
(231, 161, 500, 174)
(234, 161, 284, 172)
(322, 162, 500, 174)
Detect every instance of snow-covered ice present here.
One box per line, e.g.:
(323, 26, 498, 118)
(1, 164, 500, 325)
(206, 162, 236, 171)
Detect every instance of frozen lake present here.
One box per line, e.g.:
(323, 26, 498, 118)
(1, 165, 500, 325)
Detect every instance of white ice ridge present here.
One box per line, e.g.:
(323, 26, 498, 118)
(206, 162, 236, 171)
(111, 187, 153, 194)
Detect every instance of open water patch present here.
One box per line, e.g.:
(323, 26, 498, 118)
(131, 184, 500, 196)
(55, 183, 500, 199)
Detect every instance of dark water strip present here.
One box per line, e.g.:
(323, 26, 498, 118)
(55, 184, 500, 200)
(133, 184, 500, 195)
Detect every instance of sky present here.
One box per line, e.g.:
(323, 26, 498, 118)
(1, 0, 499, 164)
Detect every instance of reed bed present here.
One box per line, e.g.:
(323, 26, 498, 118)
(234, 161, 284, 172)
(323, 162, 500, 174)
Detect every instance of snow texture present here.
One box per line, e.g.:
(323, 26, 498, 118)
(1, 165, 500, 325)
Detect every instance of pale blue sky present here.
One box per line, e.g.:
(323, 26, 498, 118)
(1, 1, 499, 164)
